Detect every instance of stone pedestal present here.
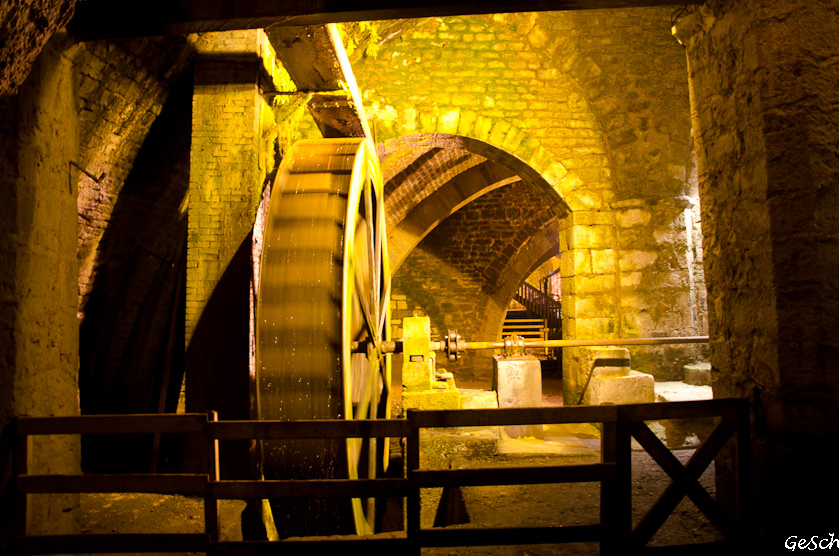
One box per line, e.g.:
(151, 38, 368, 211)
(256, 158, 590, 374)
(493, 355, 542, 438)
(683, 362, 711, 386)
(580, 347, 654, 405)
(588, 371, 655, 405)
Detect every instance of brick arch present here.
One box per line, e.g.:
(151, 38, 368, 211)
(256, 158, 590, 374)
(381, 131, 582, 274)
(378, 125, 583, 213)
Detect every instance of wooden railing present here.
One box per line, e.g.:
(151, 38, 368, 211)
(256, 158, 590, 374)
(514, 281, 561, 337)
(12, 399, 751, 555)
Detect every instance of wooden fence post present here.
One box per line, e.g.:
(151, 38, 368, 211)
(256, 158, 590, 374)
(600, 418, 617, 555)
(205, 411, 220, 548)
(14, 419, 30, 543)
(406, 411, 421, 556)
(615, 407, 633, 550)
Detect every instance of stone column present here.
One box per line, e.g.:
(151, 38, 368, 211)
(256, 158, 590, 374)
(675, 0, 839, 546)
(560, 210, 621, 404)
(614, 198, 703, 380)
(0, 40, 81, 538)
(184, 31, 277, 426)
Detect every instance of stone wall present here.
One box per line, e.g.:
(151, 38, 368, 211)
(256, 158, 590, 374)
(356, 11, 700, 394)
(0, 38, 81, 543)
(675, 0, 839, 545)
(0, 0, 74, 98)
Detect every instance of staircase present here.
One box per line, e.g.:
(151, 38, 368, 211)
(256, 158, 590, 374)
(502, 311, 548, 340)
(502, 280, 562, 359)
(511, 281, 561, 339)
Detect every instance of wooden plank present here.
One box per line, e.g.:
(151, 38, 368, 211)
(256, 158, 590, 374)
(18, 474, 207, 494)
(413, 463, 614, 487)
(210, 478, 411, 499)
(211, 535, 410, 556)
(415, 524, 607, 547)
(408, 405, 617, 428)
(16, 414, 209, 435)
(307, 95, 367, 138)
(208, 418, 411, 440)
(615, 399, 741, 421)
(16, 534, 207, 554)
(266, 25, 342, 91)
(67, 0, 697, 41)
(266, 24, 370, 139)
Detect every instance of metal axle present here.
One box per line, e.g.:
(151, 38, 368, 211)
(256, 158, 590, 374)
(355, 333, 709, 359)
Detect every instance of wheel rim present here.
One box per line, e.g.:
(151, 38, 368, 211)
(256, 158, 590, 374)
(255, 137, 391, 537)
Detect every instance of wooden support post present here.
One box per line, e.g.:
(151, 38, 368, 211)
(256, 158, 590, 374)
(614, 408, 633, 549)
(205, 411, 220, 546)
(13, 421, 28, 541)
(735, 399, 753, 549)
(14, 420, 30, 541)
(600, 419, 617, 555)
(406, 411, 421, 556)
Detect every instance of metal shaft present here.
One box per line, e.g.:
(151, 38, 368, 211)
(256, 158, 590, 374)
(357, 336, 709, 354)
(455, 336, 709, 351)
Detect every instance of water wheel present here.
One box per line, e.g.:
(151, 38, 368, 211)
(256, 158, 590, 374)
(255, 137, 391, 537)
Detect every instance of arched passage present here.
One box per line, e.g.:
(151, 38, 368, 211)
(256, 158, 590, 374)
(380, 133, 577, 380)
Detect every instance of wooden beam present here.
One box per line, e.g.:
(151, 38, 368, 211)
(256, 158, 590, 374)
(267, 24, 371, 139)
(15, 413, 209, 435)
(266, 25, 342, 91)
(17, 473, 207, 494)
(210, 478, 412, 499)
(68, 0, 697, 41)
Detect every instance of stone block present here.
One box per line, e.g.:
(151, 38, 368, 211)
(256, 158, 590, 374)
(653, 381, 715, 447)
(459, 389, 499, 409)
(591, 249, 615, 274)
(493, 355, 542, 438)
(585, 347, 631, 378)
(574, 317, 617, 338)
(402, 388, 461, 411)
(569, 224, 613, 249)
(403, 360, 434, 392)
(619, 250, 658, 271)
(403, 315, 432, 360)
(683, 362, 711, 385)
(588, 370, 655, 405)
(616, 208, 652, 228)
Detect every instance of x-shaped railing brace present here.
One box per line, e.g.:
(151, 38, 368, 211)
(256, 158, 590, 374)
(626, 414, 740, 548)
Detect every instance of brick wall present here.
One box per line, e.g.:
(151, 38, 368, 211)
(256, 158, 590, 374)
(184, 30, 279, 426)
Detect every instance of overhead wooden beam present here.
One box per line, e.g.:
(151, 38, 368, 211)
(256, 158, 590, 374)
(268, 24, 371, 139)
(68, 0, 695, 41)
